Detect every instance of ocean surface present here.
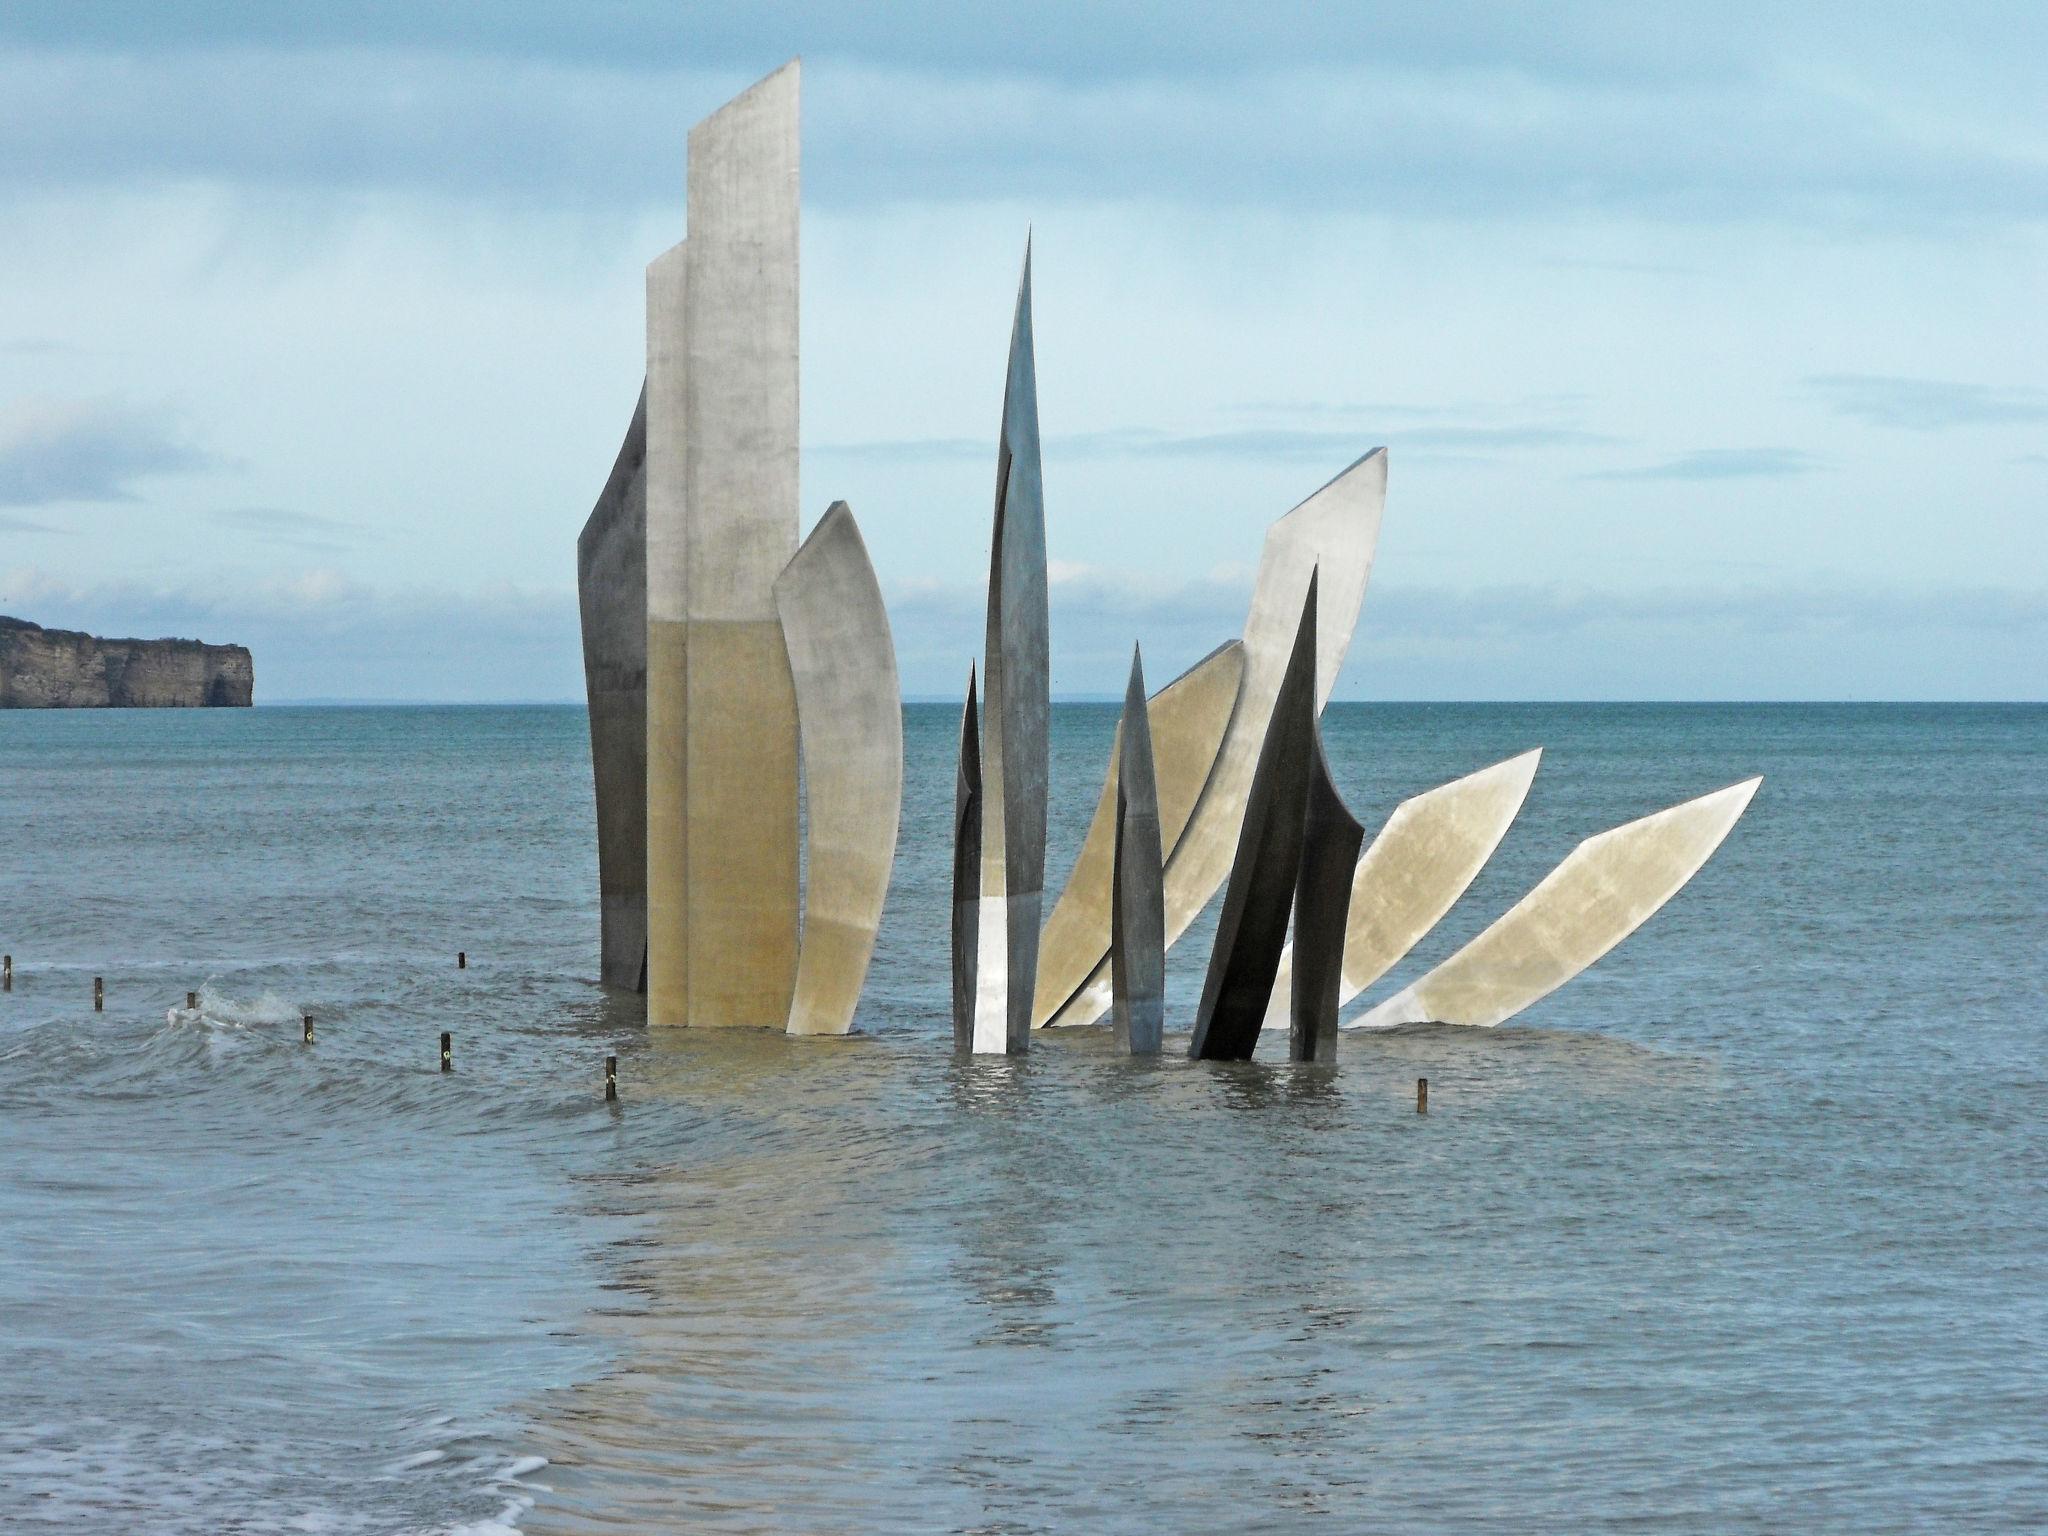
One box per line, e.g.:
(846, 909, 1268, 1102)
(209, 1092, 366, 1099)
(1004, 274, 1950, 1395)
(0, 702, 2041, 1533)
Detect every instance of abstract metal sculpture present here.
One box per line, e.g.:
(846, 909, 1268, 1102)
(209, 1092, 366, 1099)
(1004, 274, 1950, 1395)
(1109, 647, 1166, 1054)
(577, 384, 649, 993)
(1189, 574, 1321, 1062)
(775, 502, 903, 1036)
(646, 62, 803, 1029)
(1033, 642, 1243, 1027)
(1356, 776, 1763, 1028)
(957, 247, 1050, 1055)
(1287, 721, 1364, 1063)
(1043, 451, 1387, 1029)
(1261, 748, 1543, 1026)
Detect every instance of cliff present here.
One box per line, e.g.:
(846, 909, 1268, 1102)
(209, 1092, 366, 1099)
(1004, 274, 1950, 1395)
(0, 617, 254, 708)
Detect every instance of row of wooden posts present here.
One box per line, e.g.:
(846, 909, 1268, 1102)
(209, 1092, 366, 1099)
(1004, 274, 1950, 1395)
(2, 950, 1422, 1111)
(3, 949, 619, 1102)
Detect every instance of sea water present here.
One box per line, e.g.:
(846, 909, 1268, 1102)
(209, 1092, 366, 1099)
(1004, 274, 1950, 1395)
(0, 703, 2041, 1532)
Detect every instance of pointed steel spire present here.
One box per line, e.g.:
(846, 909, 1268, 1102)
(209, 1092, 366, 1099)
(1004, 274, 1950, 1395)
(1110, 645, 1166, 1054)
(965, 241, 1050, 1055)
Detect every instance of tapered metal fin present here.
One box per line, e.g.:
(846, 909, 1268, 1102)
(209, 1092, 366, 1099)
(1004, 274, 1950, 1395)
(1110, 645, 1166, 1054)
(1262, 747, 1543, 1027)
(1356, 775, 1763, 1029)
(1190, 571, 1321, 1061)
(952, 666, 982, 1053)
(1045, 449, 1386, 1029)
(1033, 641, 1244, 1027)
(1288, 724, 1364, 1063)
(971, 242, 1050, 1055)
(577, 383, 650, 992)
(775, 502, 902, 1036)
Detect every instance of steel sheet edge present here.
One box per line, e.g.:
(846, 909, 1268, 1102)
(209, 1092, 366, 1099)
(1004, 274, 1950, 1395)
(1288, 720, 1364, 1063)
(1046, 449, 1387, 1029)
(1261, 748, 1543, 1027)
(1356, 776, 1763, 1028)
(951, 668, 981, 1052)
(967, 246, 1050, 1055)
(1189, 575, 1321, 1062)
(774, 502, 902, 1036)
(647, 61, 803, 1028)
(577, 383, 650, 992)
(1109, 647, 1166, 1055)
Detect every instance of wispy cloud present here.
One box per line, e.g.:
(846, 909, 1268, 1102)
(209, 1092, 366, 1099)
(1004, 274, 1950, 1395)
(0, 15, 2043, 228)
(1585, 448, 1823, 481)
(208, 506, 361, 553)
(817, 421, 1609, 467)
(0, 511, 58, 533)
(0, 396, 216, 505)
(1806, 374, 2048, 431)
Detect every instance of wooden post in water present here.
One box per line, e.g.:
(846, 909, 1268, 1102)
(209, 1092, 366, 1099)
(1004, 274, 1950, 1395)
(3, 954, 11, 991)
(440, 1031, 452, 1072)
(1416, 1077, 1428, 1114)
(605, 1054, 618, 1102)
(457, 951, 467, 970)
(94, 976, 104, 1012)
(303, 1013, 314, 1044)
(186, 991, 198, 1012)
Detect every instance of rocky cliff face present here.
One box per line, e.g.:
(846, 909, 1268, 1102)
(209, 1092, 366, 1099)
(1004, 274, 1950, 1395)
(0, 617, 254, 708)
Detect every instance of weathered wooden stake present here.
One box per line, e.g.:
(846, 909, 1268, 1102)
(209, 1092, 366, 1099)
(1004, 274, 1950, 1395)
(186, 991, 198, 1011)
(94, 976, 104, 1011)
(1416, 1077, 1428, 1114)
(3, 954, 11, 991)
(605, 1054, 618, 1102)
(440, 1031, 452, 1072)
(457, 951, 467, 970)
(303, 1013, 314, 1044)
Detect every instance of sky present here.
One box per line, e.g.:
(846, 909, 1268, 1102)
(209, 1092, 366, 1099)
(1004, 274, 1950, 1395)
(0, 1, 2042, 701)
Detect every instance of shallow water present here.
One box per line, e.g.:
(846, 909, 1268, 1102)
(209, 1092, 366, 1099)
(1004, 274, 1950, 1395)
(0, 703, 2042, 1532)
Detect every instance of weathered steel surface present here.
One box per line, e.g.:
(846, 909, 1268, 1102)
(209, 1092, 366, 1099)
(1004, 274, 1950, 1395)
(1031, 642, 1244, 1028)
(646, 62, 804, 1028)
(1109, 647, 1166, 1055)
(577, 383, 649, 992)
(775, 502, 902, 1036)
(1189, 574, 1321, 1062)
(1046, 450, 1386, 1029)
(968, 246, 1050, 1055)
(1288, 724, 1363, 1063)
(1261, 748, 1542, 1027)
(951, 667, 981, 1053)
(1356, 776, 1763, 1028)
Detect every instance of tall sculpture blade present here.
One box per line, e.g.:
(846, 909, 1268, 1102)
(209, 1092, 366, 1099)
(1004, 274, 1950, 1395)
(1261, 748, 1542, 1027)
(969, 242, 1050, 1055)
(1288, 724, 1364, 1063)
(1110, 646, 1165, 1054)
(951, 667, 981, 1053)
(577, 383, 649, 992)
(774, 503, 902, 1036)
(1032, 641, 1244, 1028)
(1355, 775, 1763, 1029)
(1046, 449, 1387, 1029)
(647, 61, 804, 1027)
(1189, 573, 1321, 1062)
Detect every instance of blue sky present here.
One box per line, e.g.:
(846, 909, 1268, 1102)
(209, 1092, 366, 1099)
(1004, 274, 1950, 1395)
(0, 2, 2042, 700)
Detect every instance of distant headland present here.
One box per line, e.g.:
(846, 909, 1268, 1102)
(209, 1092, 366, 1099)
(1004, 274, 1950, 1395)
(0, 617, 253, 708)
